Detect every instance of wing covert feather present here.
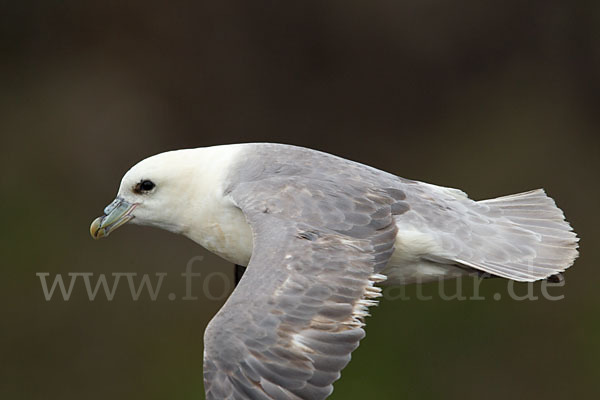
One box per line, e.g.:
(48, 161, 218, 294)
(203, 177, 400, 399)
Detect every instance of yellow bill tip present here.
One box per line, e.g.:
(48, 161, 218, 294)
(90, 216, 106, 239)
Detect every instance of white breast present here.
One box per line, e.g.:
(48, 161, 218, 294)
(188, 201, 253, 266)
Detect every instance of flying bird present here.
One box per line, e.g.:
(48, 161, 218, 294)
(90, 143, 578, 399)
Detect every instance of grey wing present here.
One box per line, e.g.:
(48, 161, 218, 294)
(202, 177, 399, 400)
(395, 183, 578, 281)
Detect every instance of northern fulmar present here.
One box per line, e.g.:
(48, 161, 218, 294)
(90, 143, 579, 400)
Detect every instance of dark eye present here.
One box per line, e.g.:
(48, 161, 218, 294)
(135, 180, 155, 193)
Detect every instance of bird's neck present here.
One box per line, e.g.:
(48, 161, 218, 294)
(174, 145, 254, 265)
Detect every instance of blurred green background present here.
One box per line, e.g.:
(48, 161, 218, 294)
(1, 1, 599, 399)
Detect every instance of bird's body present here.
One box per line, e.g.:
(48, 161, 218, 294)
(119, 143, 577, 284)
(91, 143, 578, 399)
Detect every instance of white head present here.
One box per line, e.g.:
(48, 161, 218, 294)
(90, 149, 208, 239)
(90, 144, 252, 265)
